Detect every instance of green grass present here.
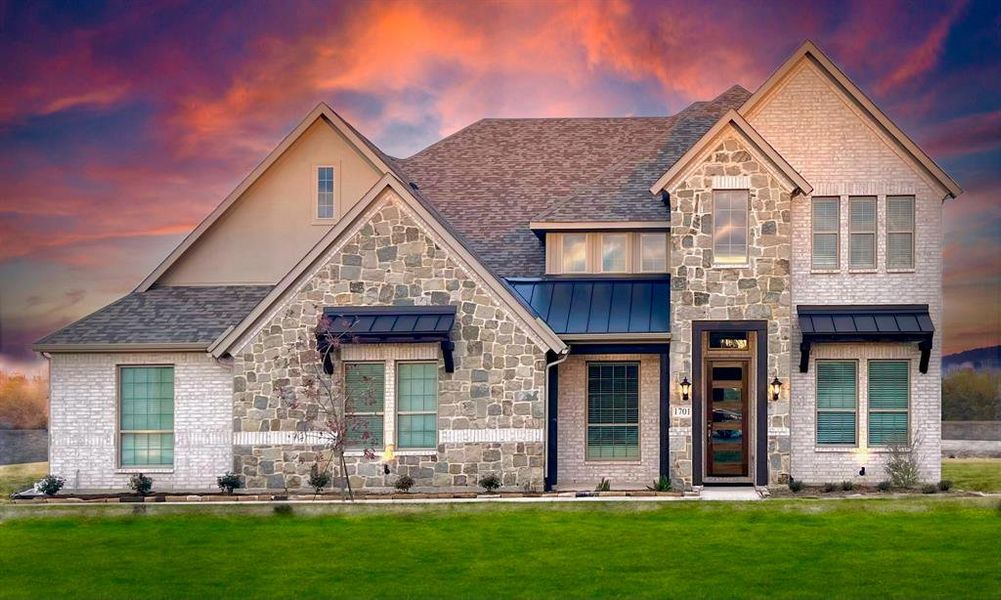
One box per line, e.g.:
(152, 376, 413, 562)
(0, 461, 46, 502)
(1, 499, 999, 599)
(943, 458, 1001, 492)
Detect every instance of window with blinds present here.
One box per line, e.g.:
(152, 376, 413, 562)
(849, 197, 876, 268)
(120, 366, 174, 467)
(886, 196, 915, 269)
(397, 363, 438, 449)
(816, 361, 857, 445)
(812, 197, 840, 269)
(344, 363, 385, 450)
(868, 361, 909, 445)
(586, 362, 640, 460)
(712, 189, 749, 264)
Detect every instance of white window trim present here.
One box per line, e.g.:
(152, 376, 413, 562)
(116, 364, 176, 470)
(885, 195, 916, 272)
(396, 361, 439, 451)
(313, 163, 338, 223)
(711, 189, 750, 267)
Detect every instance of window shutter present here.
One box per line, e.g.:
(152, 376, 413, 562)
(816, 361, 856, 445)
(868, 361, 909, 445)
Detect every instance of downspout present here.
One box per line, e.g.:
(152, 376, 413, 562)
(543, 346, 570, 490)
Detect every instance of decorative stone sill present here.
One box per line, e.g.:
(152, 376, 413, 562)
(712, 263, 751, 270)
(886, 269, 916, 274)
(343, 450, 437, 458)
(847, 269, 878, 274)
(812, 446, 858, 453)
(116, 468, 174, 474)
(810, 269, 841, 275)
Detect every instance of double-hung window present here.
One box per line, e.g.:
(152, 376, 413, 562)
(344, 363, 385, 450)
(397, 363, 438, 449)
(812, 197, 840, 269)
(317, 166, 335, 219)
(868, 361, 909, 445)
(886, 196, 915, 269)
(712, 189, 749, 264)
(586, 362, 640, 460)
(120, 366, 174, 467)
(816, 361, 857, 445)
(849, 196, 876, 268)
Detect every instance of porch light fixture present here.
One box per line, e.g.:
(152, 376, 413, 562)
(770, 375, 783, 401)
(679, 376, 692, 402)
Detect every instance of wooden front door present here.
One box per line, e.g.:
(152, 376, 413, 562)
(706, 360, 750, 477)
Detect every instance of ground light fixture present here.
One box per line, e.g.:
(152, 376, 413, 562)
(770, 375, 783, 401)
(679, 376, 692, 402)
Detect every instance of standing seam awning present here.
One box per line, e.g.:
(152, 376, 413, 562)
(319, 306, 457, 372)
(506, 276, 670, 336)
(798, 304, 934, 373)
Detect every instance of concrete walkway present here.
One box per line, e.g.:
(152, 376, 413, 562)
(699, 486, 763, 501)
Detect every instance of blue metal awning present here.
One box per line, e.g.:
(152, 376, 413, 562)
(798, 304, 934, 373)
(319, 306, 456, 372)
(506, 277, 669, 337)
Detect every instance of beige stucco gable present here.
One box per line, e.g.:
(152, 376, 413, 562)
(156, 117, 383, 286)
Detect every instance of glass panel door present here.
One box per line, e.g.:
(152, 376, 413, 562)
(707, 361, 749, 477)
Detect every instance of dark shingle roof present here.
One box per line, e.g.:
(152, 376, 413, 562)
(34, 286, 273, 348)
(396, 85, 750, 277)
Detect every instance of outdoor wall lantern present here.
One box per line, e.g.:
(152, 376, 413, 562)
(679, 376, 692, 402)
(770, 375, 783, 401)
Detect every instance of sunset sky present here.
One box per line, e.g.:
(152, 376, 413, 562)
(0, 0, 998, 374)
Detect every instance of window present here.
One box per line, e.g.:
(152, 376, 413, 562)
(709, 331, 749, 350)
(600, 233, 628, 272)
(886, 196, 915, 269)
(712, 190, 749, 264)
(586, 363, 639, 460)
(812, 197, 840, 269)
(816, 361, 857, 445)
(317, 166, 335, 219)
(344, 363, 385, 450)
(868, 361, 909, 445)
(120, 366, 174, 467)
(639, 233, 668, 272)
(397, 363, 437, 449)
(849, 196, 876, 268)
(562, 233, 587, 273)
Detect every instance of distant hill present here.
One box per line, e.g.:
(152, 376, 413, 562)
(944, 345, 1001, 374)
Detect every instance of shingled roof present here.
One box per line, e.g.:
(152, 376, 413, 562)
(34, 286, 273, 349)
(396, 85, 751, 277)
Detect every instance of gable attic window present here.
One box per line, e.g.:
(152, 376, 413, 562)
(886, 196, 915, 269)
(712, 189, 749, 265)
(546, 231, 669, 274)
(317, 166, 335, 219)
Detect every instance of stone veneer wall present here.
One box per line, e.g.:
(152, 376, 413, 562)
(747, 59, 944, 484)
(556, 354, 661, 489)
(668, 131, 794, 488)
(231, 191, 548, 491)
(48, 352, 232, 491)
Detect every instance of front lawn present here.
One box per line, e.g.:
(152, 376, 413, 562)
(1, 499, 998, 599)
(942, 458, 1001, 492)
(0, 461, 45, 503)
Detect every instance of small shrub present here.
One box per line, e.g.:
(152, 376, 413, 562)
(129, 473, 153, 496)
(308, 465, 331, 494)
(885, 442, 920, 489)
(921, 483, 938, 494)
(937, 480, 952, 492)
(840, 480, 854, 492)
(788, 479, 804, 493)
(876, 480, 893, 492)
(647, 476, 671, 492)
(821, 482, 837, 493)
(595, 477, 611, 492)
(273, 503, 293, 516)
(479, 473, 501, 492)
(216, 472, 242, 494)
(35, 474, 65, 496)
(394, 474, 415, 493)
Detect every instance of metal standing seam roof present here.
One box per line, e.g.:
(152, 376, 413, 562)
(321, 306, 457, 340)
(506, 277, 670, 336)
(797, 304, 935, 373)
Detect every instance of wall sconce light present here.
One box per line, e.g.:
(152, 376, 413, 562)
(770, 375, 783, 401)
(858, 466, 866, 477)
(679, 376, 692, 402)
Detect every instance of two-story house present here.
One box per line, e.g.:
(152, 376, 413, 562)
(36, 41, 960, 492)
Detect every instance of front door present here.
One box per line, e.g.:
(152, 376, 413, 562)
(706, 360, 749, 477)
